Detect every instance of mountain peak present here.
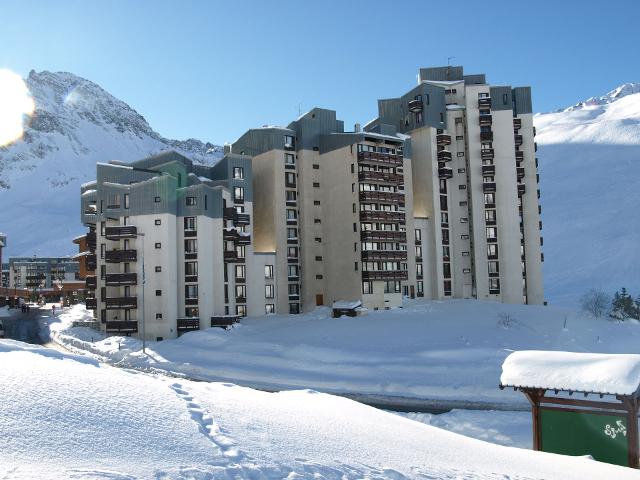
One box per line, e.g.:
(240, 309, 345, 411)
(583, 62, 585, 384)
(563, 82, 640, 112)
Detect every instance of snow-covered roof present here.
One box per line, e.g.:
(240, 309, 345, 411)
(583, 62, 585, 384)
(446, 104, 466, 111)
(500, 351, 640, 396)
(81, 189, 96, 197)
(361, 131, 404, 142)
(332, 300, 362, 310)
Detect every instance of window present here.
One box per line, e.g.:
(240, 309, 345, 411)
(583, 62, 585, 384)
(415, 229, 422, 241)
(155, 313, 162, 319)
(265, 304, 275, 314)
(184, 239, 197, 253)
(286, 191, 297, 202)
(312, 164, 319, 169)
(285, 172, 296, 187)
(416, 263, 423, 277)
(315, 256, 323, 261)
(314, 200, 321, 206)
(265, 285, 274, 299)
(314, 218, 321, 224)
(459, 184, 467, 190)
(354, 262, 358, 271)
(362, 281, 373, 294)
(236, 305, 247, 317)
(287, 246, 298, 258)
(184, 217, 196, 231)
(486, 227, 497, 240)
(485, 210, 496, 223)
(489, 278, 500, 293)
(100, 243, 106, 259)
(457, 152, 465, 157)
(289, 303, 300, 314)
(155, 242, 161, 249)
(461, 234, 469, 240)
(285, 153, 295, 165)
(287, 228, 297, 240)
(458, 168, 466, 173)
(186, 196, 197, 206)
(288, 264, 299, 277)
(154, 196, 161, 203)
(286, 209, 297, 220)
(155, 290, 162, 296)
(316, 274, 323, 279)
(313, 182, 320, 188)
(415, 246, 423, 258)
(155, 266, 162, 272)
(284, 135, 295, 147)
(487, 244, 498, 258)
(264, 265, 274, 279)
(288, 284, 299, 296)
(459, 201, 467, 206)
(315, 237, 322, 243)
(185, 307, 199, 318)
(443, 263, 451, 279)
(155, 219, 161, 226)
(417, 281, 424, 294)
(234, 186, 244, 203)
(185, 262, 198, 276)
(233, 167, 244, 179)
(235, 284, 246, 300)
(488, 261, 500, 274)
(444, 280, 452, 296)
(235, 264, 246, 279)
(484, 193, 495, 205)
(460, 217, 468, 223)
(442, 246, 450, 260)
(124, 193, 130, 209)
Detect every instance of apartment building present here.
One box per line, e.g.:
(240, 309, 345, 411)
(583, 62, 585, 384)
(0, 233, 6, 287)
(367, 66, 543, 304)
(79, 150, 278, 341)
(232, 108, 417, 312)
(8, 256, 79, 290)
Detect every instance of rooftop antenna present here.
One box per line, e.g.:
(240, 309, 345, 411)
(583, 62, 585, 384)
(446, 57, 456, 80)
(295, 102, 302, 117)
(447, 56, 456, 66)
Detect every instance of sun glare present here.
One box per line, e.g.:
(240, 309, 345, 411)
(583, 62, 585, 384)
(0, 68, 35, 147)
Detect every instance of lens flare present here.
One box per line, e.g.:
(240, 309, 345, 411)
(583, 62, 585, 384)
(0, 69, 35, 147)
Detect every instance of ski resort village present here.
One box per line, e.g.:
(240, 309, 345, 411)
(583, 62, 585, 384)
(1, 2, 640, 479)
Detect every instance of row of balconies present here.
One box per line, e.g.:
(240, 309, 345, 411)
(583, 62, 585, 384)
(360, 230, 407, 242)
(357, 151, 403, 166)
(358, 171, 404, 184)
(359, 190, 404, 204)
(105, 321, 138, 333)
(479, 114, 492, 126)
(513, 118, 522, 130)
(436, 134, 451, 146)
(361, 250, 408, 262)
(177, 318, 200, 333)
(438, 167, 453, 179)
(359, 210, 406, 223)
(482, 165, 496, 175)
(86, 273, 137, 289)
(105, 249, 137, 263)
(362, 270, 409, 281)
(478, 97, 491, 108)
(437, 150, 452, 162)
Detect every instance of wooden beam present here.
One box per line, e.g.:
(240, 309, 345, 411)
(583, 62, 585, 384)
(619, 396, 639, 469)
(522, 388, 545, 451)
(540, 396, 626, 412)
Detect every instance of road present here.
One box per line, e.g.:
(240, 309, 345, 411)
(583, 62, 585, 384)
(1, 305, 53, 344)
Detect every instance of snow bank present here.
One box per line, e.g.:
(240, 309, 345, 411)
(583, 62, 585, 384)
(501, 350, 640, 395)
(50, 300, 640, 407)
(0, 306, 11, 318)
(1, 340, 637, 479)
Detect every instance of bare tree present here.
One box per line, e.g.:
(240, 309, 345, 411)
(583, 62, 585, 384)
(580, 289, 611, 319)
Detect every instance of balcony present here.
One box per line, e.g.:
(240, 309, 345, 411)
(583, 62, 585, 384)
(236, 233, 251, 245)
(105, 272, 137, 286)
(481, 148, 494, 160)
(483, 182, 497, 193)
(513, 118, 522, 130)
(360, 230, 406, 242)
(85, 275, 97, 289)
(478, 97, 491, 108)
(362, 270, 409, 281)
(438, 167, 453, 179)
(479, 114, 492, 126)
(85, 297, 97, 309)
(358, 171, 404, 184)
(517, 167, 525, 179)
(359, 210, 406, 223)
(481, 165, 496, 175)
(105, 249, 137, 263)
(436, 134, 451, 146)
(86, 231, 97, 249)
(359, 190, 404, 204)
(223, 229, 240, 241)
(211, 315, 240, 329)
(515, 151, 524, 161)
(361, 250, 408, 262)
(177, 318, 200, 333)
(105, 296, 138, 309)
(86, 254, 97, 271)
(105, 225, 137, 240)
(357, 151, 403, 166)
(518, 184, 526, 196)
(480, 131, 494, 142)
(437, 150, 452, 162)
(224, 251, 239, 262)
(105, 321, 138, 334)
(514, 135, 523, 146)
(408, 99, 423, 112)
(224, 207, 251, 226)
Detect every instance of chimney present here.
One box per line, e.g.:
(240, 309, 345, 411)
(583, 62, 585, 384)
(354, 123, 361, 133)
(223, 143, 231, 155)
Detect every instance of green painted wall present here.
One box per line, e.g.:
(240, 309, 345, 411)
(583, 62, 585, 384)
(540, 408, 630, 467)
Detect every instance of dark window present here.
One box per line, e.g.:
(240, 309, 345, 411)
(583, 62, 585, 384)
(155, 290, 162, 296)
(313, 182, 320, 188)
(186, 196, 197, 206)
(155, 313, 162, 319)
(155, 219, 161, 226)
(155, 266, 161, 272)
(312, 164, 319, 169)
(155, 243, 161, 249)
(315, 256, 323, 261)
(154, 196, 161, 203)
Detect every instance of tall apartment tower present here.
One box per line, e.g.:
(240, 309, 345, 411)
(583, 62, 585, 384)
(79, 151, 276, 340)
(233, 108, 417, 312)
(367, 66, 543, 304)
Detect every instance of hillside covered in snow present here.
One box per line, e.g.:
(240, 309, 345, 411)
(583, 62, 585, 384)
(1, 339, 637, 479)
(535, 82, 640, 305)
(0, 70, 222, 257)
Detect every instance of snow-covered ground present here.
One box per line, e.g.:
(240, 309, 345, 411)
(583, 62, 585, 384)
(1, 339, 637, 480)
(0, 306, 11, 318)
(49, 300, 640, 406)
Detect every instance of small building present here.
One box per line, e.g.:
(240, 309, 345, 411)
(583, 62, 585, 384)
(332, 300, 364, 318)
(500, 350, 640, 468)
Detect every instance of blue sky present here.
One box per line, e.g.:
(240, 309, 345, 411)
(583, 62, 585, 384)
(1, 0, 638, 144)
